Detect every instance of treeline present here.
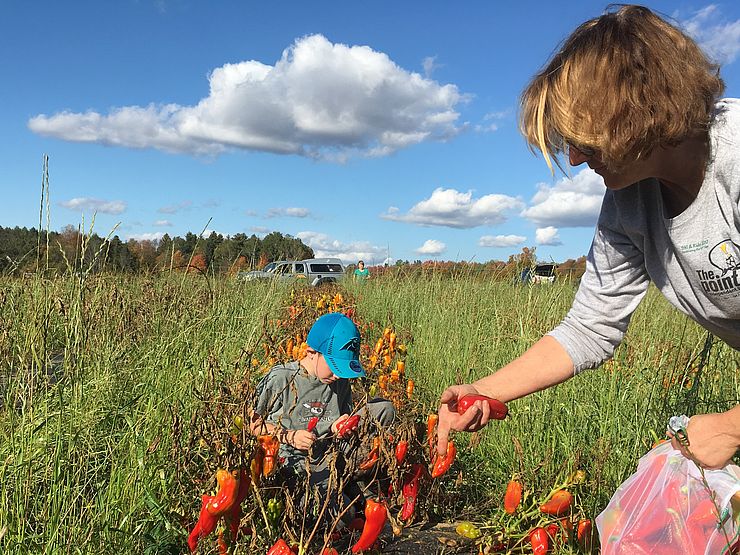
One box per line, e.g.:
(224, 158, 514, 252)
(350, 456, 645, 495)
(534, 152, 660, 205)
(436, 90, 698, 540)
(0, 225, 313, 275)
(365, 247, 587, 282)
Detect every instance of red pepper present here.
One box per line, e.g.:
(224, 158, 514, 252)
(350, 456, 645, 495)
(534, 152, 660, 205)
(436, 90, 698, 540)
(358, 447, 379, 471)
(455, 394, 508, 420)
(188, 495, 219, 552)
(258, 435, 280, 477)
(539, 489, 573, 516)
(207, 469, 239, 517)
(351, 498, 387, 553)
(395, 440, 408, 465)
(337, 414, 361, 438)
(576, 518, 592, 551)
(217, 531, 227, 555)
(307, 416, 319, 433)
(529, 527, 549, 554)
(226, 469, 251, 539)
(426, 413, 438, 457)
(503, 479, 522, 514)
(431, 441, 456, 478)
(266, 538, 297, 555)
(400, 463, 424, 521)
(320, 549, 339, 555)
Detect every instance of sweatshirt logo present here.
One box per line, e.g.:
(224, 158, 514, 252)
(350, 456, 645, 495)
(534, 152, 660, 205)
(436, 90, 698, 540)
(697, 240, 740, 294)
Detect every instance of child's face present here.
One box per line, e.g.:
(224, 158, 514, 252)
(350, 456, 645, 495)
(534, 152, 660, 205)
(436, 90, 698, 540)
(305, 350, 338, 384)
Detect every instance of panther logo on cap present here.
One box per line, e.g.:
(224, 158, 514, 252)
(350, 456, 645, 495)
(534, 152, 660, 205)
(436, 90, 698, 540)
(340, 337, 360, 356)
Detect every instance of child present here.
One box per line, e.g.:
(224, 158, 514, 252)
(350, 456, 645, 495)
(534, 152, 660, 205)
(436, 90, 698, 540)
(249, 312, 394, 525)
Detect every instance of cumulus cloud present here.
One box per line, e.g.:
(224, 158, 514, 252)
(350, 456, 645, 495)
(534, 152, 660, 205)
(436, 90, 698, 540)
(478, 234, 526, 248)
(520, 168, 604, 227)
(127, 231, 165, 242)
(415, 239, 446, 256)
(158, 201, 191, 214)
(382, 187, 523, 228)
(153, 219, 172, 227)
(535, 226, 562, 246)
(297, 231, 386, 264)
(422, 56, 441, 78)
(59, 197, 126, 215)
(266, 207, 311, 218)
(28, 35, 465, 160)
(250, 226, 271, 234)
(475, 109, 509, 133)
(682, 5, 740, 64)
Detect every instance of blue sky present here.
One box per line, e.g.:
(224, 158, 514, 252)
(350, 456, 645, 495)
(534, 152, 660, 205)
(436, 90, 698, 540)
(2, 1, 740, 264)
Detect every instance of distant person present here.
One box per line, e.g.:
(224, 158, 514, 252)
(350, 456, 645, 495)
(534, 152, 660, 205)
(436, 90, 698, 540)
(353, 260, 370, 282)
(436, 5, 739, 472)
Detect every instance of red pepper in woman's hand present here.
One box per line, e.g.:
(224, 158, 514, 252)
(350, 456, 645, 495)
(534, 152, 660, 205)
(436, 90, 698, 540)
(400, 463, 424, 521)
(431, 440, 456, 478)
(529, 527, 550, 554)
(206, 469, 239, 517)
(351, 498, 387, 553)
(395, 440, 408, 465)
(455, 394, 508, 420)
(539, 489, 573, 516)
(336, 414, 361, 438)
(188, 495, 219, 551)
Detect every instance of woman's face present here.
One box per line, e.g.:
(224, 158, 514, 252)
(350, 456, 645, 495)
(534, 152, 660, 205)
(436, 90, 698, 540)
(569, 145, 655, 190)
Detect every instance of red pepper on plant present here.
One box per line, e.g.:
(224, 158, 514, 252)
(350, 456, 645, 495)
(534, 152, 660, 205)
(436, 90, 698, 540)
(539, 489, 573, 516)
(395, 440, 408, 465)
(188, 495, 219, 552)
(266, 538, 297, 555)
(207, 469, 239, 517)
(258, 435, 280, 477)
(576, 518, 593, 551)
(529, 527, 550, 555)
(431, 441, 456, 478)
(426, 413, 438, 457)
(351, 498, 388, 553)
(503, 478, 522, 514)
(226, 469, 251, 539)
(400, 464, 424, 521)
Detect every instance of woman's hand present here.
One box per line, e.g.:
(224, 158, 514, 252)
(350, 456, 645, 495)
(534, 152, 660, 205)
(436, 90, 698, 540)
(436, 384, 493, 456)
(289, 429, 316, 452)
(669, 412, 740, 469)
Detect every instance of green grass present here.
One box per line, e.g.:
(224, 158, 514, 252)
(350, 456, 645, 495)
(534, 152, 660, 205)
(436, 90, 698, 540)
(1, 272, 737, 554)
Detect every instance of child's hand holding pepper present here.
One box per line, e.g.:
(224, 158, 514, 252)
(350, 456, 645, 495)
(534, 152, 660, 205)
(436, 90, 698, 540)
(287, 429, 316, 451)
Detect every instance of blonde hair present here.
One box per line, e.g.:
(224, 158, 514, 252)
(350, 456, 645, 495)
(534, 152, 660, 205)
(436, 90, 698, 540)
(519, 4, 724, 172)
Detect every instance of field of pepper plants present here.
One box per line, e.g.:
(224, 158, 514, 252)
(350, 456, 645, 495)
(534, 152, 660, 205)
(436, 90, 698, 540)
(0, 269, 738, 554)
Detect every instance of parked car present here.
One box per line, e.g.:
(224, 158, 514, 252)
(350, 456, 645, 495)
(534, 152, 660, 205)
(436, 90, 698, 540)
(520, 264, 557, 284)
(238, 258, 345, 287)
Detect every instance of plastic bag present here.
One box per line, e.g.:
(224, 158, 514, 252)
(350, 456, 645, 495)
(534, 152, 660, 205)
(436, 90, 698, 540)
(596, 440, 740, 554)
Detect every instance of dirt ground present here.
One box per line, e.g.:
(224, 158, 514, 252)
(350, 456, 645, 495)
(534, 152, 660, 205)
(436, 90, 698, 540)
(373, 522, 478, 555)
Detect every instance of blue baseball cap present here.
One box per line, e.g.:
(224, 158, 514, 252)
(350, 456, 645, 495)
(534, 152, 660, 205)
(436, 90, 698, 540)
(307, 312, 365, 379)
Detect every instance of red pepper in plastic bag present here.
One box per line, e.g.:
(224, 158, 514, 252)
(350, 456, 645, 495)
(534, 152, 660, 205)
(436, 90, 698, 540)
(455, 394, 508, 420)
(431, 441, 456, 478)
(188, 495, 219, 552)
(351, 498, 387, 553)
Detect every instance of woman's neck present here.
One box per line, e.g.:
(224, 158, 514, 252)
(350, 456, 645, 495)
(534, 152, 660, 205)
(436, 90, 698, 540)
(656, 133, 710, 218)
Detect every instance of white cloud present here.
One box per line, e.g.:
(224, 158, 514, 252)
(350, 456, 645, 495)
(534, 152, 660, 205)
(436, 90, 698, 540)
(535, 226, 562, 246)
(382, 187, 523, 228)
(59, 197, 126, 215)
(127, 231, 165, 242)
(266, 207, 311, 218)
(153, 219, 172, 227)
(422, 56, 441, 78)
(158, 201, 191, 214)
(297, 231, 387, 264)
(520, 168, 604, 227)
(478, 234, 526, 248)
(415, 239, 446, 256)
(250, 226, 271, 234)
(475, 109, 510, 133)
(28, 35, 465, 160)
(682, 5, 740, 64)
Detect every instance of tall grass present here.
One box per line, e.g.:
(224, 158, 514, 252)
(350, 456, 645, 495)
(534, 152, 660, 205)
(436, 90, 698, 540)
(1, 272, 737, 553)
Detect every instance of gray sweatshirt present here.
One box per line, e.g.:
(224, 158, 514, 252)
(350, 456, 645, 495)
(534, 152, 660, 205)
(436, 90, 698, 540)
(550, 98, 740, 373)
